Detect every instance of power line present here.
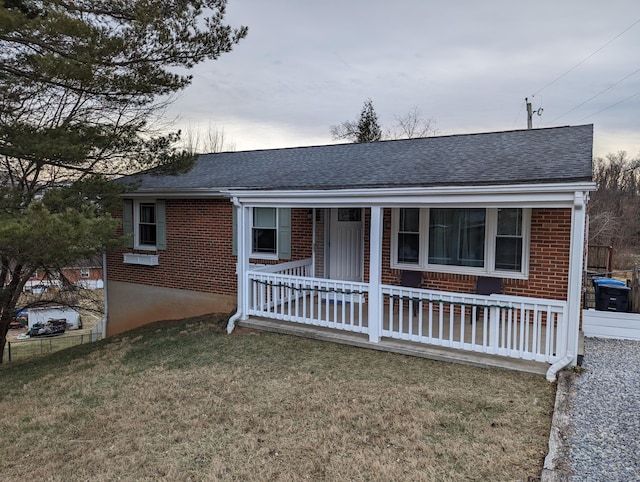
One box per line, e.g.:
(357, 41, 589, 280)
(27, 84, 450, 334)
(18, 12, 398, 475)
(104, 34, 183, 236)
(531, 17, 640, 98)
(512, 99, 526, 128)
(574, 90, 640, 123)
(545, 66, 640, 125)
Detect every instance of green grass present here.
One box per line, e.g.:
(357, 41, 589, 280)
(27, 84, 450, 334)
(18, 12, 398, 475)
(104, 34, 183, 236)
(0, 314, 555, 481)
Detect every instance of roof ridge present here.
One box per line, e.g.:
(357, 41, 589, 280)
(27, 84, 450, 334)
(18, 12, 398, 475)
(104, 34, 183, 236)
(196, 124, 594, 157)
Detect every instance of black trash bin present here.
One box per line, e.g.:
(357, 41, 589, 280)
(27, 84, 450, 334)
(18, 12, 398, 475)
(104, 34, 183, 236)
(594, 280, 630, 312)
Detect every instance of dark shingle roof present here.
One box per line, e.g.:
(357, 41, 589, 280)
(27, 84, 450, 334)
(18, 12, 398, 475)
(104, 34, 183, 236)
(124, 125, 593, 192)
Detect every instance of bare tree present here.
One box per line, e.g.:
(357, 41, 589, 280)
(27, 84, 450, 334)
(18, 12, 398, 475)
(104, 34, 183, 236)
(388, 106, 438, 139)
(331, 103, 438, 142)
(589, 151, 640, 249)
(330, 121, 359, 142)
(181, 123, 236, 154)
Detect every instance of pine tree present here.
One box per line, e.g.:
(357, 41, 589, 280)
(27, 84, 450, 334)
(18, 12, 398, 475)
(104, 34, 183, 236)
(0, 0, 247, 361)
(330, 98, 383, 143)
(356, 99, 382, 143)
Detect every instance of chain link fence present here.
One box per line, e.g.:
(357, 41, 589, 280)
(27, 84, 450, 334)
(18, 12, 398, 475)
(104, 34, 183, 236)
(3, 319, 103, 363)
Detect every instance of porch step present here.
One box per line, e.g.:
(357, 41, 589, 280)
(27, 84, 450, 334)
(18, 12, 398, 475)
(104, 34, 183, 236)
(237, 317, 550, 376)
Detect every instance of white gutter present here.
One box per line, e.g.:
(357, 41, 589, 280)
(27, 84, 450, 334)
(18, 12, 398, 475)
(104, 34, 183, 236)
(224, 181, 596, 198)
(123, 182, 596, 205)
(223, 182, 596, 208)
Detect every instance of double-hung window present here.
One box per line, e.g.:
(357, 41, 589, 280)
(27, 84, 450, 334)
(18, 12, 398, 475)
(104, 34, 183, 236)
(392, 207, 530, 278)
(233, 206, 291, 260)
(397, 208, 420, 264)
(122, 199, 166, 251)
(494, 208, 524, 271)
(138, 203, 157, 247)
(252, 207, 278, 255)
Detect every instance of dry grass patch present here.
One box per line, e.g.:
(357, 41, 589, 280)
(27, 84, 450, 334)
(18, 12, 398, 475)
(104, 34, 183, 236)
(0, 314, 554, 481)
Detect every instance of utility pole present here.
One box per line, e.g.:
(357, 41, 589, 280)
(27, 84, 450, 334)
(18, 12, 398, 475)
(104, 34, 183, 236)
(525, 97, 543, 129)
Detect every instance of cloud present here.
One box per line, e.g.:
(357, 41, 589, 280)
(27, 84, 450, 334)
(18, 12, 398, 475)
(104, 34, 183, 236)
(167, 0, 640, 157)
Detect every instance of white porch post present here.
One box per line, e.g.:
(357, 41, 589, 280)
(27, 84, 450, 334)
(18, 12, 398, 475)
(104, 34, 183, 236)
(566, 191, 588, 363)
(368, 206, 383, 342)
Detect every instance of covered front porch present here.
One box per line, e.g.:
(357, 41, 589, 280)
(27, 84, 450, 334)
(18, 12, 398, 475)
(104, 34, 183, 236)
(242, 258, 566, 375)
(227, 185, 590, 381)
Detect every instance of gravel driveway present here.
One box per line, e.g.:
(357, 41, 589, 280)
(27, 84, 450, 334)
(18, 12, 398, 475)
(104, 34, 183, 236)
(568, 337, 640, 481)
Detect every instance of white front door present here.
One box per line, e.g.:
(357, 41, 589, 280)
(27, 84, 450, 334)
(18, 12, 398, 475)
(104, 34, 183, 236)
(328, 208, 363, 281)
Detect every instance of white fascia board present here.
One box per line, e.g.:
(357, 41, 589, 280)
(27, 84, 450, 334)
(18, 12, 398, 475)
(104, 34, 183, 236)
(225, 182, 595, 208)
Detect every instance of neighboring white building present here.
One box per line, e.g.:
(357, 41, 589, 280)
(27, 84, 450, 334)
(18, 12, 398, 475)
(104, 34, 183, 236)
(27, 306, 82, 330)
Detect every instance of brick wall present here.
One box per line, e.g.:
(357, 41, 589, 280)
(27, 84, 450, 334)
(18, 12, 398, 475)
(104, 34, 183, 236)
(108, 203, 573, 302)
(30, 267, 102, 284)
(60, 267, 102, 284)
(379, 208, 572, 301)
(107, 200, 313, 296)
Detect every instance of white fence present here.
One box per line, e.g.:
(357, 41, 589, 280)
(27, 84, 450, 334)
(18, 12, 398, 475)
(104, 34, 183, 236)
(583, 309, 640, 340)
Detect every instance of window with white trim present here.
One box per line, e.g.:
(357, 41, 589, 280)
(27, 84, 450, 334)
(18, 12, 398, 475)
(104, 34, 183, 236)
(391, 207, 530, 277)
(128, 199, 166, 251)
(428, 208, 485, 268)
(397, 208, 420, 264)
(137, 202, 157, 247)
(495, 208, 524, 271)
(122, 199, 165, 265)
(232, 206, 291, 260)
(252, 207, 277, 256)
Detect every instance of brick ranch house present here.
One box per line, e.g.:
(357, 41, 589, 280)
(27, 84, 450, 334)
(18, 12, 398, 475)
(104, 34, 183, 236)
(106, 125, 594, 381)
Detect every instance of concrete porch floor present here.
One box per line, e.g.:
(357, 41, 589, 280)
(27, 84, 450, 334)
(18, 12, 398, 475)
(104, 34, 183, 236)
(237, 316, 552, 376)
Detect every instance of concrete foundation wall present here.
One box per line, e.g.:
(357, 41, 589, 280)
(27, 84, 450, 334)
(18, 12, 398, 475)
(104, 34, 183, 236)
(106, 281, 235, 336)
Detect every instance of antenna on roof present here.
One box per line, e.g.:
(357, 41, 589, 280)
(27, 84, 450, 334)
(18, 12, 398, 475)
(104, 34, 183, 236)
(525, 97, 543, 129)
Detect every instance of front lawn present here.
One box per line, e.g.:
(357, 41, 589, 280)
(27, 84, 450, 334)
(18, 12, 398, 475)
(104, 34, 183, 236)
(0, 314, 554, 481)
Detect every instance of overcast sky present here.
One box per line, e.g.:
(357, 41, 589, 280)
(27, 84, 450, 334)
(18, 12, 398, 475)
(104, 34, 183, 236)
(167, 1, 640, 158)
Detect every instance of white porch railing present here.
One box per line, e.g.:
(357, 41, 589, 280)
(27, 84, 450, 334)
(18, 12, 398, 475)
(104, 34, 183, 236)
(245, 260, 569, 364)
(248, 258, 369, 333)
(251, 258, 313, 277)
(381, 286, 567, 363)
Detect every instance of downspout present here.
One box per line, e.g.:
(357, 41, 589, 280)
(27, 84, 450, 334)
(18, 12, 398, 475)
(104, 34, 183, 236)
(546, 191, 587, 381)
(227, 197, 243, 334)
(101, 251, 108, 339)
(546, 354, 573, 382)
(311, 208, 316, 277)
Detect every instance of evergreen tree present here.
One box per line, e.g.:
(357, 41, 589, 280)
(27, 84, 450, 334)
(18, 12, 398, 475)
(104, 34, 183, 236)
(0, 0, 247, 361)
(330, 98, 382, 143)
(356, 99, 382, 143)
